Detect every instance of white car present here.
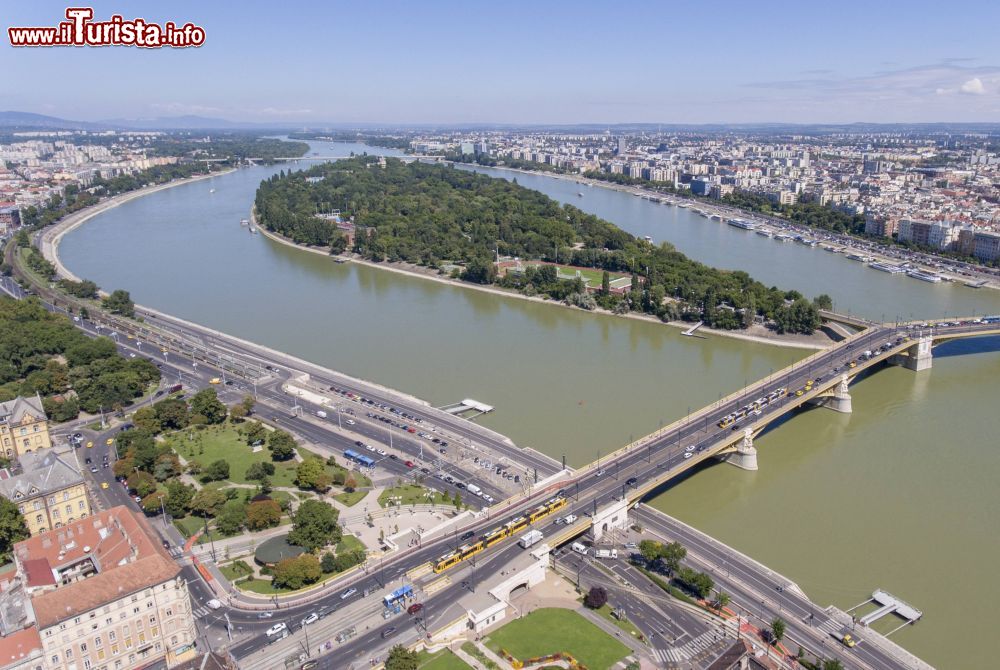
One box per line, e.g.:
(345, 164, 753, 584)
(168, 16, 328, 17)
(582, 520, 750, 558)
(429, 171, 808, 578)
(340, 587, 357, 600)
(301, 612, 319, 626)
(345, 419, 356, 426)
(683, 453, 693, 459)
(266, 622, 287, 637)
(376, 448, 387, 456)
(685, 445, 695, 452)
(364, 444, 376, 452)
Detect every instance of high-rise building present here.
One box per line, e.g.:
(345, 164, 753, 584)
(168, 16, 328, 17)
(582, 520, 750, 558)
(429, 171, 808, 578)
(616, 137, 627, 156)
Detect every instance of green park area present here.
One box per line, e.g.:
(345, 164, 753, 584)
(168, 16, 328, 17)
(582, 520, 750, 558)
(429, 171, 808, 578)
(378, 483, 453, 508)
(484, 608, 630, 670)
(416, 649, 472, 670)
(164, 424, 352, 487)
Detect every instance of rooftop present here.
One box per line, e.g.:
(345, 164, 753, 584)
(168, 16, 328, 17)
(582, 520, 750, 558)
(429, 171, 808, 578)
(0, 395, 46, 427)
(0, 450, 83, 501)
(13, 506, 179, 629)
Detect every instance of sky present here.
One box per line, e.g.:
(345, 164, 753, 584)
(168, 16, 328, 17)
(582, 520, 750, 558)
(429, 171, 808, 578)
(3, 0, 1000, 125)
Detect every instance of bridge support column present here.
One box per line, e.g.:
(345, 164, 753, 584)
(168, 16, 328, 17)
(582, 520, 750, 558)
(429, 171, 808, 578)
(809, 375, 853, 414)
(892, 336, 933, 372)
(724, 428, 758, 471)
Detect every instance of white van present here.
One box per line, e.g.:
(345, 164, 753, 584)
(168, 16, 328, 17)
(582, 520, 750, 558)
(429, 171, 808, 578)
(316, 410, 328, 419)
(206, 599, 222, 610)
(571, 542, 588, 556)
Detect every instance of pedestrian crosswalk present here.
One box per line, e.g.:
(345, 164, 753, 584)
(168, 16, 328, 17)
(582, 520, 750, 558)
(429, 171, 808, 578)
(192, 606, 211, 619)
(167, 546, 184, 559)
(651, 629, 727, 666)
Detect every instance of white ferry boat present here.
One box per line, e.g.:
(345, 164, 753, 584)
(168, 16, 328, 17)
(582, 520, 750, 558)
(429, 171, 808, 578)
(755, 229, 772, 238)
(846, 253, 870, 262)
(869, 261, 906, 274)
(907, 269, 943, 283)
(727, 219, 757, 231)
(774, 233, 793, 242)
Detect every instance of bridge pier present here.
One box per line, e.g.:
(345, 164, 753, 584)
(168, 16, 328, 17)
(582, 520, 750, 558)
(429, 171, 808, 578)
(723, 428, 758, 471)
(891, 336, 933, 372)
(808, 375, 853, 414)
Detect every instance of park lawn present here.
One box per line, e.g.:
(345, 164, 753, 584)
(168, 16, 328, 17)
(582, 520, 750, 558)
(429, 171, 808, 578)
(485, 608, 630, 670)
(336, 535, 365, 554)
(594, 603, 645, 642)
(334, 489, 367, 507)
(238, 577, 285, 595)
(378, 483, 451, 507)
(165, 424, 339, 488)
(417, 649, 471, 670)
(166, 425, 298, 485)
(219, 560, 254, 582)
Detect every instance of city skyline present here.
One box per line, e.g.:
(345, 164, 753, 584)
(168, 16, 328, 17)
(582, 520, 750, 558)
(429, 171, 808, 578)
(4, 0, 1000, 125)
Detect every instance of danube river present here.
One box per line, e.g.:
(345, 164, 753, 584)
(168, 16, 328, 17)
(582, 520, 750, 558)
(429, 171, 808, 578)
(59, 141, 1000, 666)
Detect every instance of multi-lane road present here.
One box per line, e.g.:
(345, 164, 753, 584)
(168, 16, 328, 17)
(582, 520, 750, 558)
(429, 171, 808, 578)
(7, 265, 982, 668)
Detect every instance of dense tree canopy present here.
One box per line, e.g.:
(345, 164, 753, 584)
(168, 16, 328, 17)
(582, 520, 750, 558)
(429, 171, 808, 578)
(255, 157, 823, 333)
(0, 297, 159, 415)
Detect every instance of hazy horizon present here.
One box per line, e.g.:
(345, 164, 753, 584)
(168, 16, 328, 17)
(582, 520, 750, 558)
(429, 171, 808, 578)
(4, 0, 1000, 125)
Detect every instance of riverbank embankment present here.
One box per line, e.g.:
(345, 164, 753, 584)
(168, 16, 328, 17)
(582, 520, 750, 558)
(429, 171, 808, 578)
(250, 208, 835, 351)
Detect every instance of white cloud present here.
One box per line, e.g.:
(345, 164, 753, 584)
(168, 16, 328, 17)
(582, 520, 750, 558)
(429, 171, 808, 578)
(960, 77, 986, 95)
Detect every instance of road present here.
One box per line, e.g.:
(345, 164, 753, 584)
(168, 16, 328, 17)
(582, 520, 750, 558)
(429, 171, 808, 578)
(7, 265, 978, 668)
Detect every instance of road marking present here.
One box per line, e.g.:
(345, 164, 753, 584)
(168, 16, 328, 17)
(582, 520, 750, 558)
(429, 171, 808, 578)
(406, 562, 433, 580)
(423, 575, 451, 596)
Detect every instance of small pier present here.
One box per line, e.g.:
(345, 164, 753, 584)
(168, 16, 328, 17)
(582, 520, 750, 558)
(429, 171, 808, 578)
(438, 398, 494, 419)
(682, 321, 705, 338)
(848, 589, 923, 636)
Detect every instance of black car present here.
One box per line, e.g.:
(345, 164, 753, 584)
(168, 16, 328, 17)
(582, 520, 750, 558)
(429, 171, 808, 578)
(460, 530, 475, 541)
(626, 477, 638, 487)
(381, 626, 396, 639)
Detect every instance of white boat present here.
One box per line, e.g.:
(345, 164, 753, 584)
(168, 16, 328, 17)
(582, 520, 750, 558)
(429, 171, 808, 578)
(774, 233, 793, 242)
(755, 229, 772, 238)
(577, 192, 584, 197)
(846, 253, 870, 262)
(869, 261, 905, 274)
(209, 188, 216, 193)
(727, 219, 757, 231)
(240, 219, 249, 226)
(907, 269, 942, 283)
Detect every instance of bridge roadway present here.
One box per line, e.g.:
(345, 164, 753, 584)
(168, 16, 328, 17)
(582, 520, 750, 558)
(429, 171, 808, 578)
(229, 318, 1000, 666)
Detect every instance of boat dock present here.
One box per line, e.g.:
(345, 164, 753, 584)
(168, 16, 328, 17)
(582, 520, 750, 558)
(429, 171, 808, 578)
(848, 589, 923, 636)
(438, 398, 495, 418)
(681, 321, 706, 338)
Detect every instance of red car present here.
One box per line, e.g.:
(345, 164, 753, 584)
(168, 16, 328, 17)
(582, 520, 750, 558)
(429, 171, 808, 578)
(407, 603, 424, 615)
(404, 460, 415, 468)
(407, 427, 416, 433)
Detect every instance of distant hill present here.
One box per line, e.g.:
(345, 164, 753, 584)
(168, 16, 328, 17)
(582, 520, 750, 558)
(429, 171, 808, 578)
(0, 111, 97, 130)
(0, 111, 296, 131)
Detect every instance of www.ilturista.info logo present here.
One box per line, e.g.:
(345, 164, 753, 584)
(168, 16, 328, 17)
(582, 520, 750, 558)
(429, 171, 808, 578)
(8, 7, 205, 48)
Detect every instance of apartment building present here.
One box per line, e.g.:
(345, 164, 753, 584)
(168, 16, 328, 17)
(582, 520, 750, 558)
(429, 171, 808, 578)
(0, 397, 52, 459)
(0, 451, 91, 536)
(0, 507, 197, 670)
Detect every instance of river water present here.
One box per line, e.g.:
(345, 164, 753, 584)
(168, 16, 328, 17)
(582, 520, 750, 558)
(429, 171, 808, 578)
(59, 141, 1000, 666)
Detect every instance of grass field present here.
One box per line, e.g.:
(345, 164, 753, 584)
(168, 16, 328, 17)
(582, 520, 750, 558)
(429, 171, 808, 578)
(336, 535, 366, 554)
(594, 603, 645, 642)
(485, 608, 630, 670)
(515, 260, 629, 286)
(378, 483, 451, 507)
(165, 424, 343, 488)
(417, 649, 472, 670)
(334, 489, 367, 506)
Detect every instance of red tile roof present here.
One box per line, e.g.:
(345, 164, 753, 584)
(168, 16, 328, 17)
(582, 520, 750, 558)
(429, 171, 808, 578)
(14, 507, 179, 629)
(20, 559, 54, 588)
(0, 626, 41, 666)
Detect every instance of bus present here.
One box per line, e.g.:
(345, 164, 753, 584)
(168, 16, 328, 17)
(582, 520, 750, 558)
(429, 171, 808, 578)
(384, 585, 414, 609)
(343, 449, 376, 468)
